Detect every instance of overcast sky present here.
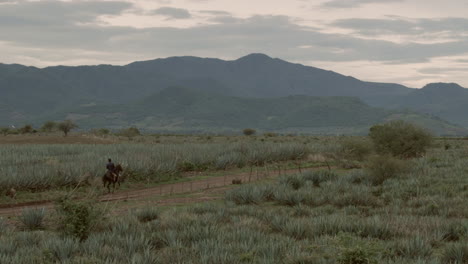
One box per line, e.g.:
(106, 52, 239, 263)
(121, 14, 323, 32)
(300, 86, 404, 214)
(0, 0, 467, 88)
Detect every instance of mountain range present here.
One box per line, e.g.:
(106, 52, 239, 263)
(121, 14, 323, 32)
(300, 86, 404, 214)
(0, 54, 467, 135)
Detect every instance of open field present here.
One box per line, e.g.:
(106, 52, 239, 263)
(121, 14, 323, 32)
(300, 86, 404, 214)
(0, 134, 467, 263)
(0, 134, 317, 193)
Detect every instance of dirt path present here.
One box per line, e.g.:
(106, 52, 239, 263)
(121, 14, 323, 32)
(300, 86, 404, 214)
(0, 166, 326, 217)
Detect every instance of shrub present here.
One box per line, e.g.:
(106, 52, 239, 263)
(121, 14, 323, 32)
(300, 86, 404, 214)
(338, 137, 373, 161)
(338, 247, 378, 264)
(56, 198, 102, 241)
(91, 128, 110, 136)
(369, 120, 432, 158)
(41, 121, 57, 132)
(19, 208, 46, 230)
(18, 124, 33, 134)
(365, 155, 410, 185)
(119, 127, 141, 139)
(0, 127, 10, 136)
(135, 207, 159, 223)
(243, 128, 256, 136)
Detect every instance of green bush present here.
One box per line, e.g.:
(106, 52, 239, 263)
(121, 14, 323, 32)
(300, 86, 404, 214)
(243, 128, 256, 136)
(136, 207, 159, 223)
(365, 155, 410, 185)
(19, 208, 46, 230)
(338, 247, 378, 264)
(41, 121, 57, 132)
(0, 127, 10, 136)
(369, 120, 432, 158)
(339, 137, 373, 161)
(119, 127, 141, 139)
(56, 198, 102, 241)
(91, 128, 110, 136)
(18, 124, 33, 134)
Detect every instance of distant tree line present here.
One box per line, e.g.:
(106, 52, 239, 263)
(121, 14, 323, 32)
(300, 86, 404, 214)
(0, 120, 78, 137)
(1, 121, 143, 139)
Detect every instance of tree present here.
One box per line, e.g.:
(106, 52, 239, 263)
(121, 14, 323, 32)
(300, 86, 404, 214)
(58, 120, 78, 137)
(369, 120, 432, 158)
(92, 128, 110, 136)
(119, 127, 141, 139)
(18, 124, 33, 134)
(0, 127, 10, 136)
(243, 128, 256, 136)
(41, 121, 57, 132)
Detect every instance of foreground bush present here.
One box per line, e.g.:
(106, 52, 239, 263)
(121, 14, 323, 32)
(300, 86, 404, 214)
(366, 155, 410, 185)
(338, 137, 374, 161)
(136, 207, 159, 223)
(369, 120, 432, 158)
(56, 198, 102, 241)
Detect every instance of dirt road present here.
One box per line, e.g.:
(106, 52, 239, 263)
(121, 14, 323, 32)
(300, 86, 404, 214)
(0, 166, 325, 217)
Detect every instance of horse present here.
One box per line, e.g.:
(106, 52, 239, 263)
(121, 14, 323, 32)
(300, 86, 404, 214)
(102, 164, 123, 193)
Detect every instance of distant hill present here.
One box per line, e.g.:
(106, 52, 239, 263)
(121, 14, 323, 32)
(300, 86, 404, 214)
(40, 87, 465, 135)
(1, 54, 467, 135)
(385, 83, 468, 127)
(0, 53, 411, 124)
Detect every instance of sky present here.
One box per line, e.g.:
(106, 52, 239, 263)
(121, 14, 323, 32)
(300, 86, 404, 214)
(0, 0, 467, 88)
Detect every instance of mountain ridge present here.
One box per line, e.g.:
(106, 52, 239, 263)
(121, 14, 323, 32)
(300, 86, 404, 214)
(0, 54, 467, 134)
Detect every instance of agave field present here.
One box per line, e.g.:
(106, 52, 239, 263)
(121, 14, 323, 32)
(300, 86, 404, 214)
(0, 141, 314, 191)
(0, 136, 467, 263)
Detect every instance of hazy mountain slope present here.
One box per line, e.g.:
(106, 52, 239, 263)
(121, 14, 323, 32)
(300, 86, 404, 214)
(0, 54, 412, 125)
(1, 55, 467, 134)
(42, 86, 465, 135)
(126, 53, 411, 102)
(386, 83, 468, 127)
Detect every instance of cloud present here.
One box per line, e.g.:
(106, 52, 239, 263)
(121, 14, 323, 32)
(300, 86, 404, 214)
(0, 0, 132, 26)
(321, 0, 405, 9)
(151, 7, 191, 19)
(198, 10, 231, 16)
(418, 67, 468, 74)
(331, 17, 468, 38)
(0, 1, 467, 68)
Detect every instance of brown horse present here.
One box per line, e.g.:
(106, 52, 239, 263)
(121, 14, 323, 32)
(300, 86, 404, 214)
(102, 164, 123, 193)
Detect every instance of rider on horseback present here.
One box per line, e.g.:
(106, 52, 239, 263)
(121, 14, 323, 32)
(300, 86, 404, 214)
(106, 158, 117, 180)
